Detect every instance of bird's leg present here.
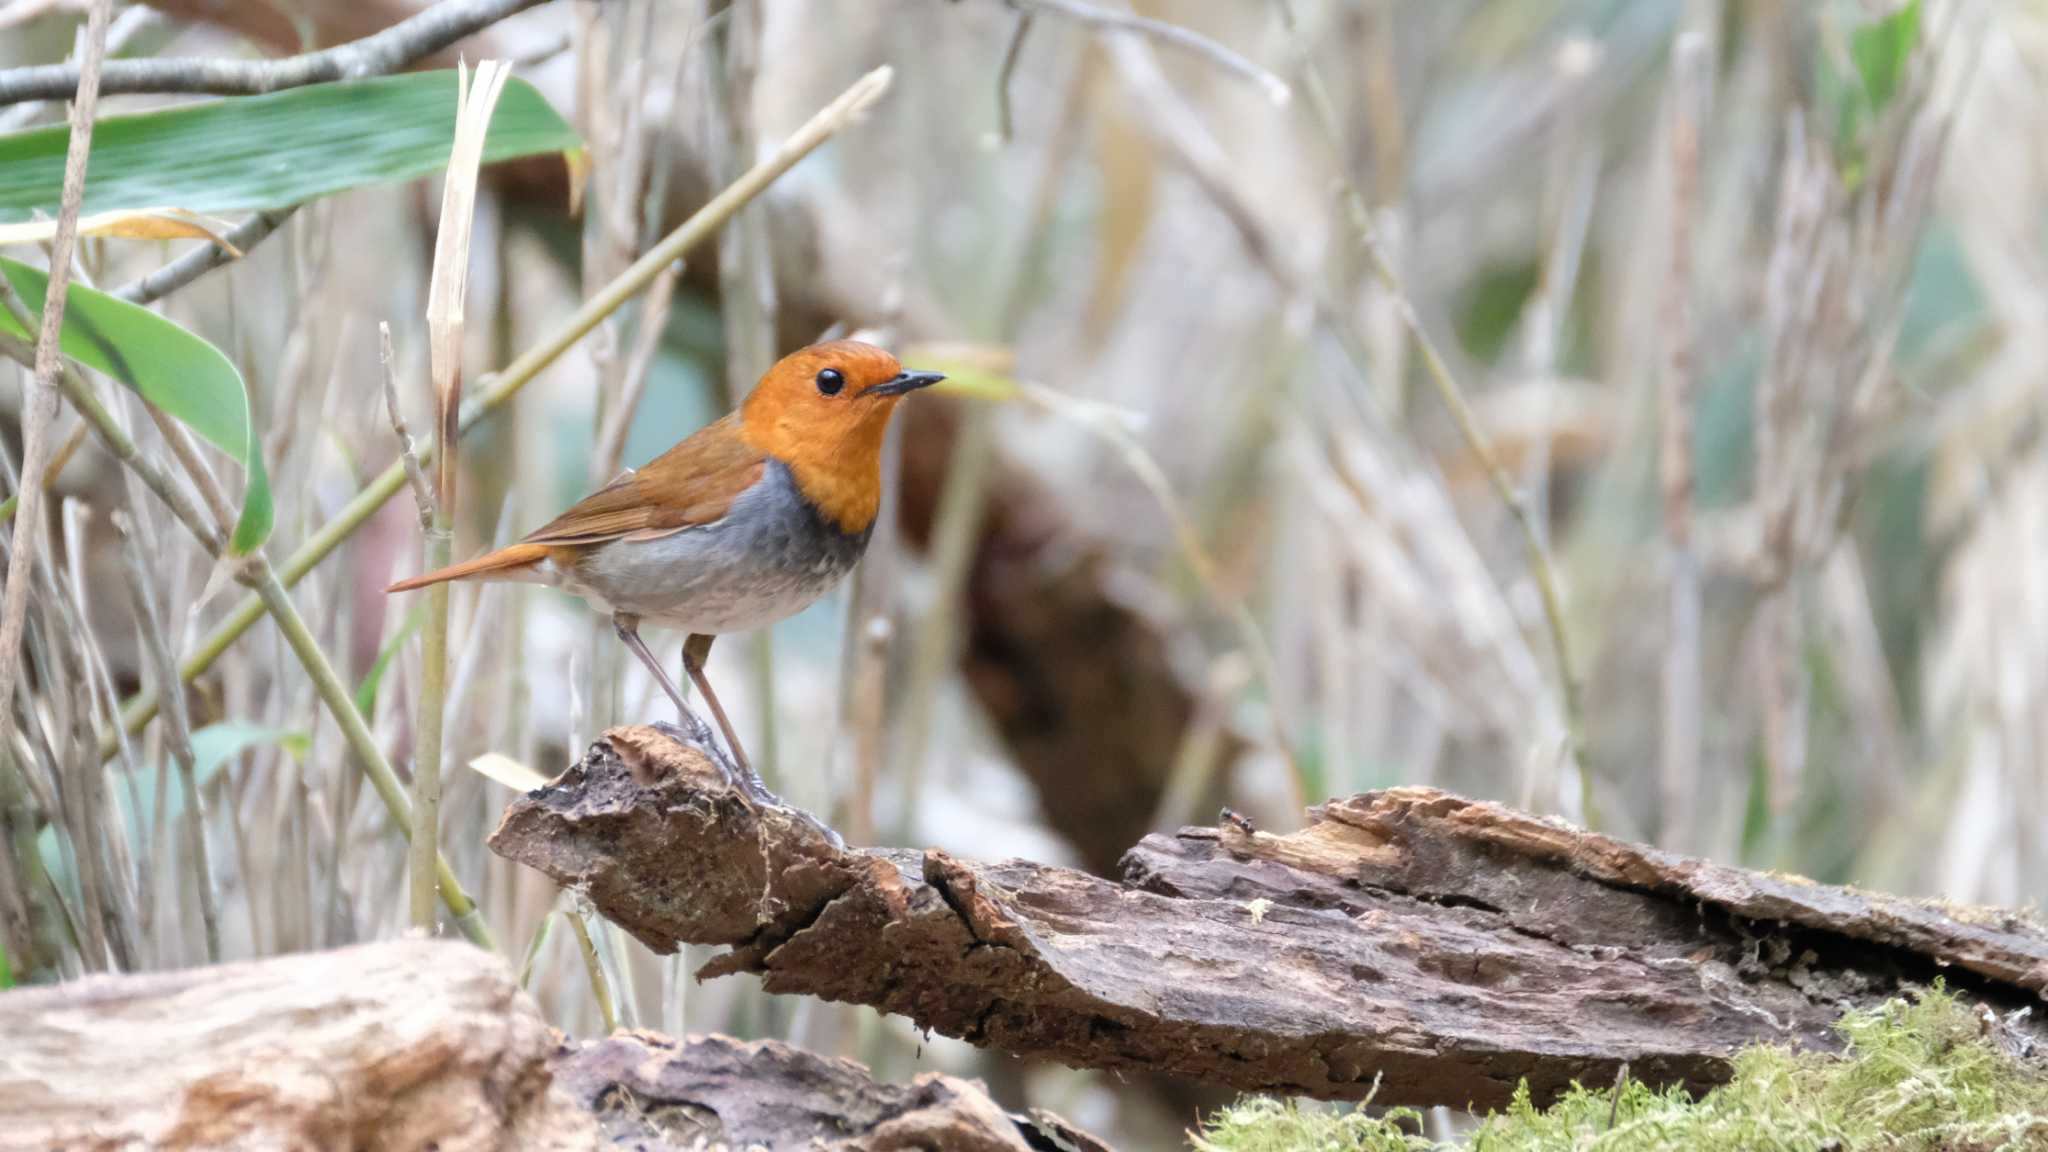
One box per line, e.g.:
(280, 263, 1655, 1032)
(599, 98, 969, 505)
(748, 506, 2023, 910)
(692, 631, 811, 811)
(682, 634, 749, 771)
(611, 613, 738, 787)
(680, 631, 844, 848)
(683, 633, 784, 812)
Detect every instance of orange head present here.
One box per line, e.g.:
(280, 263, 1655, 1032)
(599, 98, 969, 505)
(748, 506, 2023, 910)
(737, 340, 943, 534)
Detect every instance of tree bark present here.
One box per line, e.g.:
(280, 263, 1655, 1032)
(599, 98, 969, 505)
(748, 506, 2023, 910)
(557, 1031, 1111, 1151)
(491, 724, 2048, 1111)
(0, 938, 590, 1152)
(0, 936, 1110, 1152)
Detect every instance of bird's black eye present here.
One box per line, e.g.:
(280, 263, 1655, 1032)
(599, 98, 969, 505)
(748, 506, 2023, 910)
(815, 368, 845, 396)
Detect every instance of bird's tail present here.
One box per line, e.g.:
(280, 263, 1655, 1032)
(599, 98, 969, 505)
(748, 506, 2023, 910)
(386, 542, 551, 593)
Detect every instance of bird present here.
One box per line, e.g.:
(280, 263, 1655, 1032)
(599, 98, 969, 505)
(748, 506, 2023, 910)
(387, 338, 944, 809)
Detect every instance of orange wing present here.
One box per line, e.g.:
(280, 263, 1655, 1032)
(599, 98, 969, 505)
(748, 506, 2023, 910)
(386, 414, 766, 593)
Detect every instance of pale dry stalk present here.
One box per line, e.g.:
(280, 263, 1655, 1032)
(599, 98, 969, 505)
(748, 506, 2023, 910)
(1658, 32, 1709, 849)
(0, 0, 110, 783)
(412, 58, 512, 931)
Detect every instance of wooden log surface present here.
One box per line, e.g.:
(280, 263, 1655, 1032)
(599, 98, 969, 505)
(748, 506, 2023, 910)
(0, 938, 589, 1152)
(491, 725, 2048, 1110)
(557, 1031, 1111, 1151)
(0, 937, 1106, 1152)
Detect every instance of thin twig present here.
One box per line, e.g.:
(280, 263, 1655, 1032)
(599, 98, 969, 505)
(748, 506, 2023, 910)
(141, 402, 234, 534)
(567, 903, 618, 1033)
(994, 11, 1036, 142)
(1009, 0, 1290, 106)
(0, 0, 111, 779)
(113, 510, 221, 963)
(592, 260, 679, 482)
(381, 322, 434, 528)
(111, 208, 299, 307)
(0, 419, 88, 524)
(58, 502, 141, 971)
(0, 0, 545, 104)
(0, 3, 161, 132)
(101, 65, 899, 760)
(1274, 0, 1587, 806)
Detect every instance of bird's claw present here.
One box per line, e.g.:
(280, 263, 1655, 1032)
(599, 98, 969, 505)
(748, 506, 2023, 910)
(649, 719, 845, 851)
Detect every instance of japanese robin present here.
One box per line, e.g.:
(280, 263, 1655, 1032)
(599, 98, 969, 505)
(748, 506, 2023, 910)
(387, 339, 943, 807)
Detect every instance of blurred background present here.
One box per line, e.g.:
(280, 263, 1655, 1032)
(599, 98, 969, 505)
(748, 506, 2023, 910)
(1, 0, 2041, 1145)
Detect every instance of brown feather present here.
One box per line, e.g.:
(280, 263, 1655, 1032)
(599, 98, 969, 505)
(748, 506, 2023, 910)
(386, 416, 764, 594)
(521, 412, 765, 545)
(385, 541, 552, 592)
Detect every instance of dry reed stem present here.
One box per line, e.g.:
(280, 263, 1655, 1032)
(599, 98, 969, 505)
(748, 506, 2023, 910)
(1657, 31, 1708, 849)
(1010, 0, 1289, 105)
(0, 0, 110, 805)
(382, 322, 435, 530)
(1276, 0, 1587, 819)
(112, 510, 221, 963)
(412, 56, 510, 933)
(592, 261, 680, 483)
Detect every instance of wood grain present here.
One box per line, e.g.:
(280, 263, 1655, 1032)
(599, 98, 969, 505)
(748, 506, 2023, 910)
(0, 938, 589, 1151)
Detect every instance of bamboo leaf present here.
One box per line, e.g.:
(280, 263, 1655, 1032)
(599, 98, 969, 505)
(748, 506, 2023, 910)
(0, 257, 271, 551)
(187, 723, 310, 786)
(355, 601, 425, 717)
(1850, 0, 1921, 114)
(0, 71, 582, 224)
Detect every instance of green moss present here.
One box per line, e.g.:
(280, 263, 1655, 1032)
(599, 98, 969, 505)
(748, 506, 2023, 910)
(1194, 986, 2048, 1152)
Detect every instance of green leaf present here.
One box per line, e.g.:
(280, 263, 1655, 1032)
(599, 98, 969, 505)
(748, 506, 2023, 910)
(0, 939, 12, 988)
(0, 257, 271, 551)
(0, 71, 582, 223)
(188, 723, 311, 788)
(1850, 0, 1921, 115)
(356, 602, 426, 717)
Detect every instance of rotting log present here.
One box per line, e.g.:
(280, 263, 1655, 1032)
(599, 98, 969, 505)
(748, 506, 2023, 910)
(0, 938, 591, 1152)
(491, 724, 2048, 1110)
(556, 1031, 1112, 1151)
(0, 936, 1110, 1152)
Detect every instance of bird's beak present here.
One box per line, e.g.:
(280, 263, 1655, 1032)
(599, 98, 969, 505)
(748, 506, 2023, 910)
(868, 369, 946, 398)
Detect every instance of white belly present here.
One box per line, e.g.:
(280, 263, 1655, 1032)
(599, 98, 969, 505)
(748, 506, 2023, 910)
(546, 459, 870, 634)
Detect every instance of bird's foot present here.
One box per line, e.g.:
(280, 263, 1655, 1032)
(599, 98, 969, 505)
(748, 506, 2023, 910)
(649, 720, 845, 851)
